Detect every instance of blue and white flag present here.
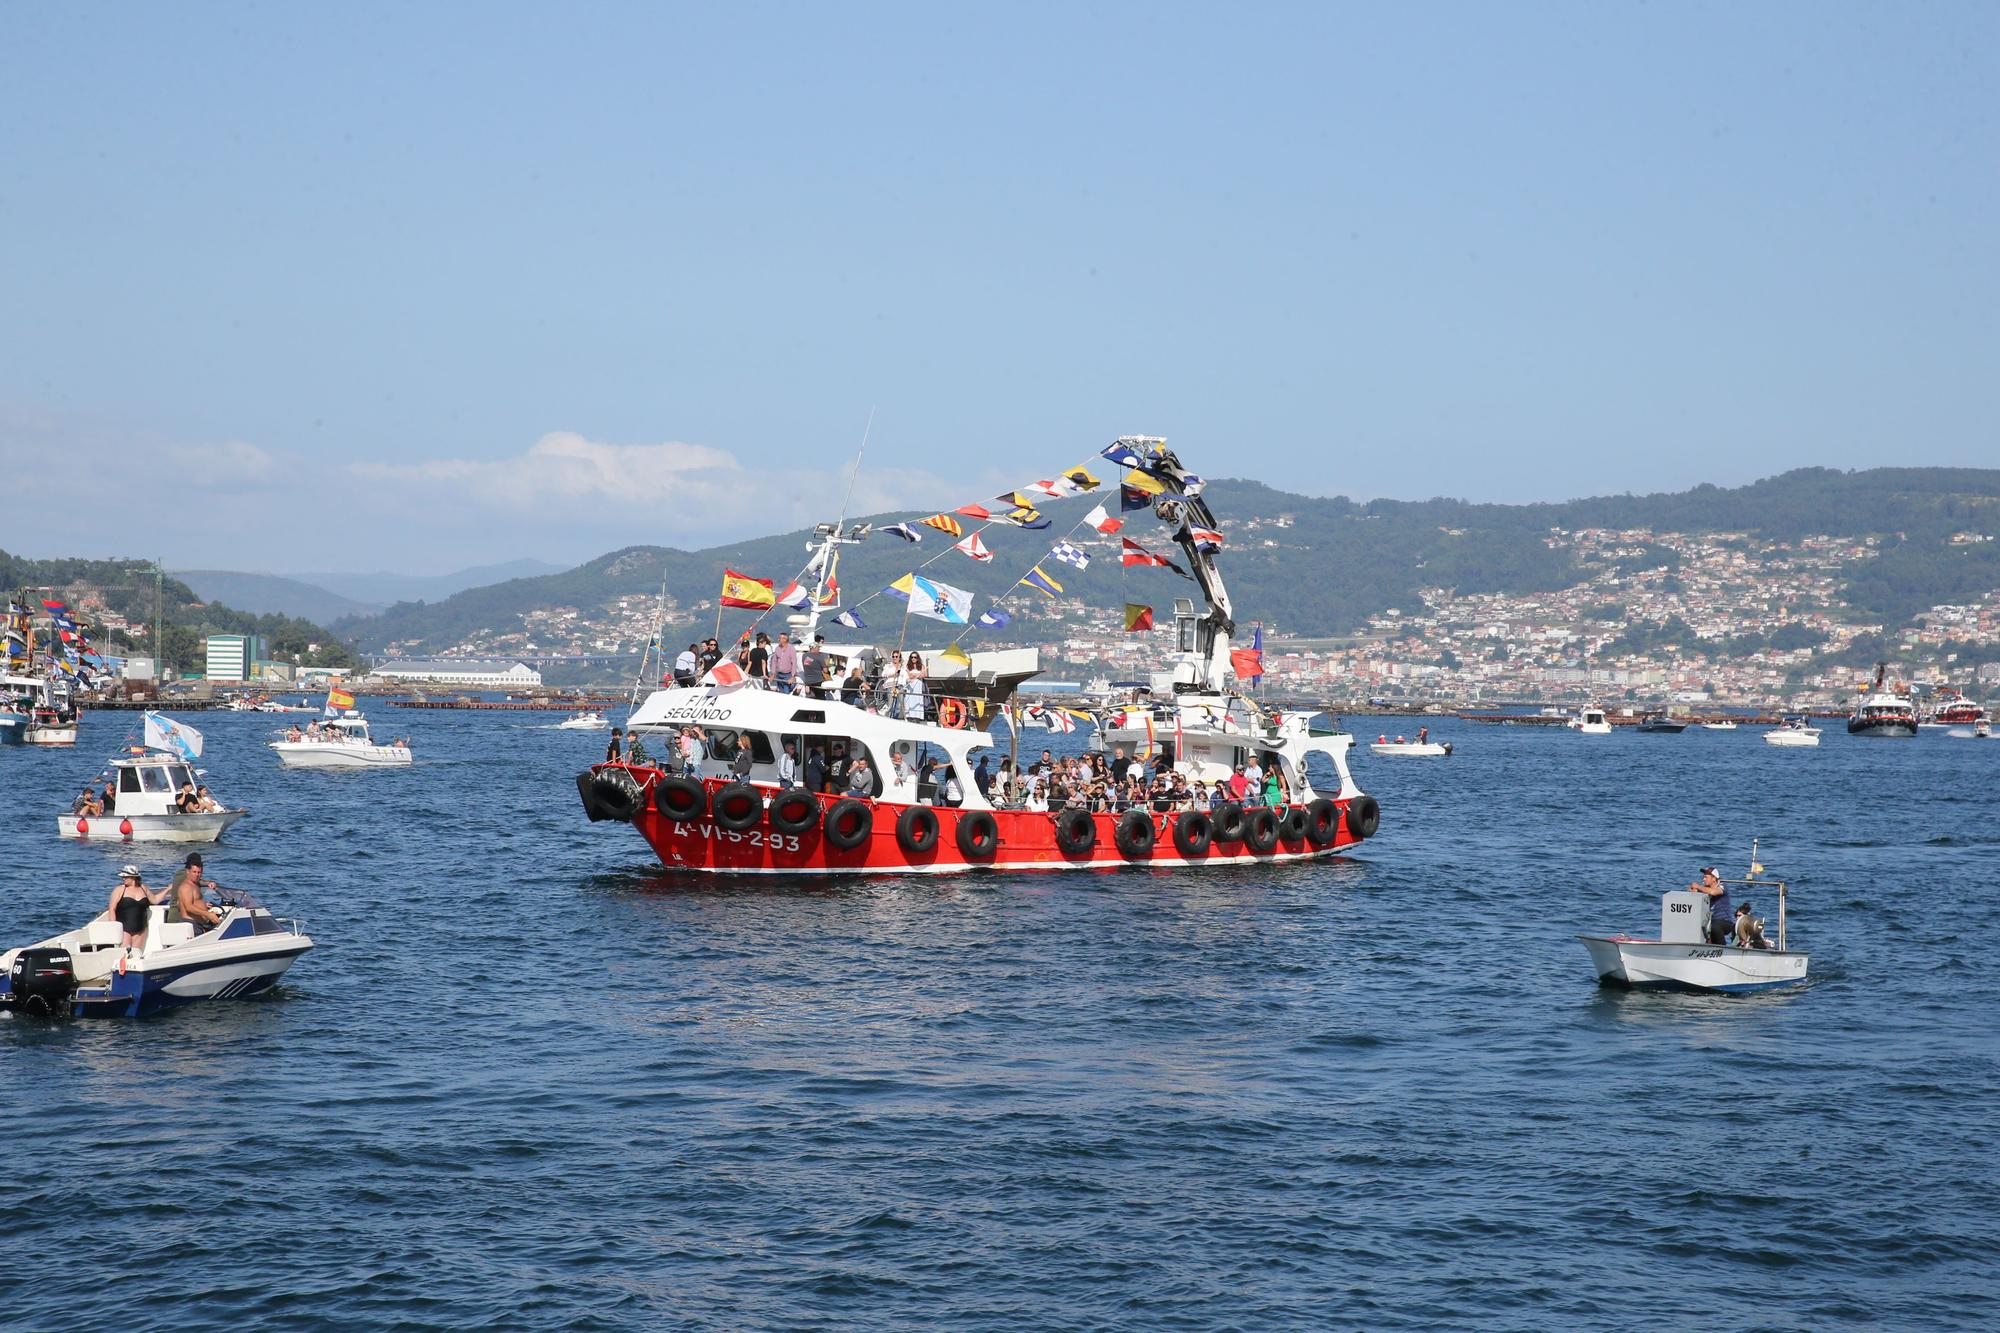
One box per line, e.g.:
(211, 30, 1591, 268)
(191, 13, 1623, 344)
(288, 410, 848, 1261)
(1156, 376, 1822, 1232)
(882, 522, 923, 543)
(1101, 441, 1146, 468)
(1049, 541, 1090, 570)
(143, 711, 204, 760)
(835, 609, 867, 630)
(976, 608, 1011, 630)
(895, 574, 972, 625)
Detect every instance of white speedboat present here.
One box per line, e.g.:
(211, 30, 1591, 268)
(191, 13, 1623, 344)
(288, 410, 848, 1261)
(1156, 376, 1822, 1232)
(1570, 706, 1611, 735)
(1700, 719, 1738, 731)
(1369, 735, 1452, 756)
(270, 713, 413, 769)
(1763, 717, 1821, 747)
(1, 887, 311, 1017)
(558, 710, 610, 730)
(1579, 855, 1807, 994)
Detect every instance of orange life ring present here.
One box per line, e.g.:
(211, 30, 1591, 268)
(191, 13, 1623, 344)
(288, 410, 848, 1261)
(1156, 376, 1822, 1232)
(937, 697, 968, 730)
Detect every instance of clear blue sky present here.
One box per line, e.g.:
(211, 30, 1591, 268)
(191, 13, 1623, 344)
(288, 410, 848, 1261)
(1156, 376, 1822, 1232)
(2, 2, 1992, 572)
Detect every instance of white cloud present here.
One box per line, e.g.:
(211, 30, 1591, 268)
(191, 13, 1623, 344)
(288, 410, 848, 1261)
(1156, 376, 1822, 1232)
(351, 431, 973, 543)
(165, 440, 275, 480)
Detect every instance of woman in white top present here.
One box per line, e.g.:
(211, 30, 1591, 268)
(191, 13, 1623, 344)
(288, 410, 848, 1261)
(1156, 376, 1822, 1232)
(901, 668, 926, 722)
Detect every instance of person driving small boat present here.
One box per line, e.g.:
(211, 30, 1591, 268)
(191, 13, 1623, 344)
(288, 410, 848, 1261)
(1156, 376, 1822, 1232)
(168, 853, 222, 932)
(1689, 866, 1731, 944)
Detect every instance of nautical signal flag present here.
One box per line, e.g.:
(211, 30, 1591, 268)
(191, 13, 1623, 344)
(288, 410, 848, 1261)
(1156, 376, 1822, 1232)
(1230, 647, 1264, 682)
(835, 609, 867, 630)
(976, 608, 1011, 629)
(775, 581, 815, 611)
(328, 688, 356, 709)
(953, 533, 994, 563)
(1124, 603, 1154, 632)
(1189, 527, 1224, 549)
(1049, 541, 1090, 570)
(955, 503, 995, 520)
(1020, 565, 1063, 597)
(920, 513, 964, 538)
(704, 660, 748, 690)
(882, 522, 923, 543)
(1101, 440, 1149, 468)
(1000, 506, 1049, 529)
(939, 641, 972, 668)
(719, 570, 777, 609)
(1122, 537, 1173, 568)
(1082, 503, 1123, 535)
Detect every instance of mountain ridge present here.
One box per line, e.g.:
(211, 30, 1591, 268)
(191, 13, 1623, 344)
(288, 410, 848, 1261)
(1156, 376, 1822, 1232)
(338, 466, 2000, 658)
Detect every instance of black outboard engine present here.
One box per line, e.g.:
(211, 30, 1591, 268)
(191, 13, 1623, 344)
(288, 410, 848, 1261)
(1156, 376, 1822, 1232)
(9, 948, 78, 1017)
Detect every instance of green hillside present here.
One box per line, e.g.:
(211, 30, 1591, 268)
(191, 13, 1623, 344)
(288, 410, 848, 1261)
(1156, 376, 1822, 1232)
(1, 552, 362, 673)
(338, 466, 2000, 654)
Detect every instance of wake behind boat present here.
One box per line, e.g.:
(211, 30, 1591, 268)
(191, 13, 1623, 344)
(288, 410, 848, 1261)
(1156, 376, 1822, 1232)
(578, 437, 1377, 876)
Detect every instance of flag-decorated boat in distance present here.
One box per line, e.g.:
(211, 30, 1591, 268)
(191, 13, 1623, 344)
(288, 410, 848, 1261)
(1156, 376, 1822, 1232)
(576, 437, 1378, 875)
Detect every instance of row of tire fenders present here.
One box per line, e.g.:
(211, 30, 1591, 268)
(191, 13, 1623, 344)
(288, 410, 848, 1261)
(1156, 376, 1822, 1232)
(581, 766, 1381, 862)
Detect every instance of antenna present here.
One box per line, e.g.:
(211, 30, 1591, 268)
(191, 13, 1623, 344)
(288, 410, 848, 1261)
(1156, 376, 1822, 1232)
(803, 410, 875, 639)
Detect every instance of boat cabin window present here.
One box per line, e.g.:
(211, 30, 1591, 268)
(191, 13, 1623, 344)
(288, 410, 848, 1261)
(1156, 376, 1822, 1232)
(790, 709, 826, 724)
(120, 768, 143, 793)
(704, 729, 775, 765)
(138, 766, 173, 793)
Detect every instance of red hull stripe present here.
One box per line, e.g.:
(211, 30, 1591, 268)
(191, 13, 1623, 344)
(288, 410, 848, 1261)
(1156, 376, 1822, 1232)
(597, 768, 1368, 875)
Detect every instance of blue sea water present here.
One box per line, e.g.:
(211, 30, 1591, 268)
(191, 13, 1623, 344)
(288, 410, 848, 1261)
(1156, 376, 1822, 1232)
(2, 708, 1996, 1331)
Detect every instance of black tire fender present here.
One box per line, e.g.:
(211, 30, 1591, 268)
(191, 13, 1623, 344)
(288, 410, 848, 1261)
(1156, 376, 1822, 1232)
(710, 782, 764, 832)
(767, 789, 821, 837)
(654, 774, 707, 823)
(1279, 806, 1309, 843)
(1172, 810, 1212, 858)
(1304, 798, 1340, 846)
(896, 805, 940, 856)
(1053, 808, 1096, 857)
(824, 798, 873, 851)
(1113, 809, 1156, 859)
(955, 810, 999, 860)
(1244, 806, 1280, 854)
(587, 768, 644, 822)
(1212, 801, 1246, 842)
(1345, 794, 1380, 841)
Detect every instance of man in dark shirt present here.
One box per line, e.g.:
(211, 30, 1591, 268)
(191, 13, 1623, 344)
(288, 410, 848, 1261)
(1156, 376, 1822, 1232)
(825, 742, 851, 794)
(973, 755, 993, 799)
(1108, 744, 1132, 785)
(803, 746, 827, 795)
(801, 638, 828, 698)
(605, 728, 623, 763)
(748, 633, 771, 684)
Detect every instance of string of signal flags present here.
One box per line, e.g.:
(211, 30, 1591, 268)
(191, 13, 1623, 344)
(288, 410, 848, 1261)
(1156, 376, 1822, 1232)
(706, 437, 1228, 654)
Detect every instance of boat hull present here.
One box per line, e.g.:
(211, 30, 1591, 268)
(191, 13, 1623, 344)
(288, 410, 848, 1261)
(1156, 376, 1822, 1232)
(1846, 718, 1917, 737)
(1369, 743, 1451, 756)
(25, 724, 77, 746)
(1762, 730, 1820, 747)
(0, 719, 22, 746)
(594, 769, 1372, 877)
(271, 743, 413, 768)
(57, 810, 247, 843)
(1578, 936, 1808, 993)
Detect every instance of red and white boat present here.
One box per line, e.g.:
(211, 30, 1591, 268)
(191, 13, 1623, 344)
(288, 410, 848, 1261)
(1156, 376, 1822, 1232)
(1923, 690, 1988, 729)
(576, 439, 1377, 876)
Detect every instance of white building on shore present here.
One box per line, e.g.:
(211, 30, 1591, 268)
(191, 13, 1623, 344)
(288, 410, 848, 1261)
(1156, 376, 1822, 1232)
(368, 658, 543, 688)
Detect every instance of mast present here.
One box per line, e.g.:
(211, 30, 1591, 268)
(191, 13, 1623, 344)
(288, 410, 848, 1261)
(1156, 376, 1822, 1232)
(1117, 437, 1237, 692)
(800, 413, 874, 640)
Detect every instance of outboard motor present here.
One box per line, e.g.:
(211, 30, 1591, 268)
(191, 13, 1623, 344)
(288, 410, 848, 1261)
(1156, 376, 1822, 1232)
(9, 948, 77, 1017)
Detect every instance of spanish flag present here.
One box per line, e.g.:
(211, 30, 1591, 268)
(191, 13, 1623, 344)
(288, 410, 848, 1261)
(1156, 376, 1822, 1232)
(328, 687, 356, 709)
(1124, 603, 1154, 632)
(719, 570, 776, 609)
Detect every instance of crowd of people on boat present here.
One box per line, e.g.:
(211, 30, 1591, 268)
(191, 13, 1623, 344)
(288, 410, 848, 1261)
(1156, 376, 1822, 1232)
(988, 745, 1289, 813)
(282, 721, 411, 747)
(670, 633, 937, 720)
(71, 779, 226, 817)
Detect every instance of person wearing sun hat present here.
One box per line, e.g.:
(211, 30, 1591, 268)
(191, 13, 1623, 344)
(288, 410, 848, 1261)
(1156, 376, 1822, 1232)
(104, 865, 159, 972)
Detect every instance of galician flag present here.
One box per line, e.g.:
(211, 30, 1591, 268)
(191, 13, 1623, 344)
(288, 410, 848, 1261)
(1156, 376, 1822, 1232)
(902, 574, 973, 624)
(143, 711, 204, 761)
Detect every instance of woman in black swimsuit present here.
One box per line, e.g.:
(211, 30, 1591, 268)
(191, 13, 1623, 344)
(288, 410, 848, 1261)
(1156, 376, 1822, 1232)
(105, 866, 157, 969)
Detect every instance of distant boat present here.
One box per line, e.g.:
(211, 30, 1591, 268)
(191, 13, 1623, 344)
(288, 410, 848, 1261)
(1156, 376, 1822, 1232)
(1635, 713, 1687, 734)
(1570, 707, 1611, 735)
(1847, 665, 1917, 737)
(1579, 844, 1808, 993)
(1764, 717, 1821, 748)
(1700, 719, 1738, 731)
(557, 710, 609, 730)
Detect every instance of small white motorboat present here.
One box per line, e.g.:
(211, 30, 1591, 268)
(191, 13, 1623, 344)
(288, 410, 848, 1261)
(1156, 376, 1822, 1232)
(1975, 720, 1992, 740)
(270, 712, 413, 769)
(557, 710, 610, 731)
(1579, 849, 1808, 994)
(1700, 719, 1738, 731)
(57, 714, 245, 843)
(1763, 717, 1822, 747)
(1369, 734, 1452, 756)
(1, 886, 311, 1017)
(1570, 706, 1612, 735)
